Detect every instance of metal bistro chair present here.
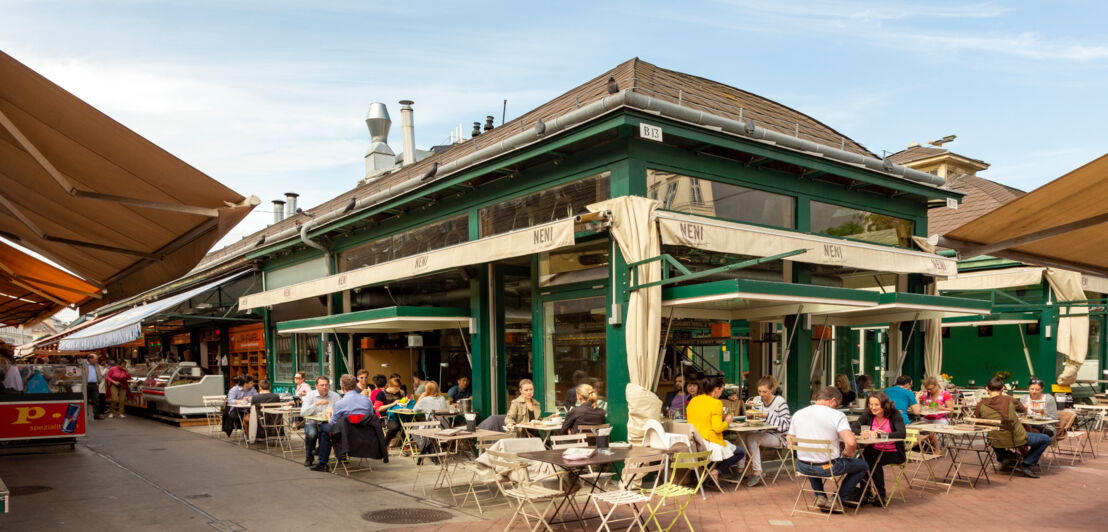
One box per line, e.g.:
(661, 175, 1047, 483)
(591, 454, 666, 532)
(787, 435, 844, 520)
(456, 431, 515, 513)
(550, 433, 615, 492)
(257, 404, 290, 454)
(202, 395, 226, 437)
(487, 449, 567, 532)
(406, 421, 454, 494)
(642, 451, 712, 532)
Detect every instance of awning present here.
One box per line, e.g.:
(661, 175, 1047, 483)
(276, 306, 473, 335)
(0, 240, 102, 326)
(937, 267, 1044, 292)
(812, 292, 991, 326)
(240, 217, 577, 311)
(0, 52, 258, 313)
(1082, 274, 1108, 295)
(942, 312, 1039, 328)
(57, 273, 245, 350)
(661, 279, 880, 321)
(938, 153, 1108, 278)
(657, 211, 956, 277)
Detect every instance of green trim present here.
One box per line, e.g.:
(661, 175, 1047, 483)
(874, 292, 992, 312)
(662, 279, 879, 305)
(942, 311, 1040, 325)
(276, 306, 470, 332)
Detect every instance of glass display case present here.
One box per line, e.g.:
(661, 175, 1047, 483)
(140, 361, 225, 416)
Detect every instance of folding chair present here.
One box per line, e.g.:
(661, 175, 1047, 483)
(787, 435, 844, 520)
(591, 454, 665, 532)
(455, 431, 514, 513)
(203, 395, 226, 437)
(549, 433, 614, 494)
(258, 404, 289, 454)
(488, 449, 565, 532)
(642, 451, 712, 532)
(886, 428, 922, 505)
(687, 429, 725, 497)
(406, 421, 454, 493)
(1048, 410, 1086, 466)
(762, 440, 797, 484)
(903, 428, 944, 489)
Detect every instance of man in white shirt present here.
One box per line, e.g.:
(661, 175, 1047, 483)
(300, 376, 341, 468)
(788, 386, 868, 512)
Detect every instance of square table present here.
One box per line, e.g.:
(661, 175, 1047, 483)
(910, 423, 997, 493)
(518, 446, 663, 530)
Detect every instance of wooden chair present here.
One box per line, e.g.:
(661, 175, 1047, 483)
(642, 451, 712, 532)
(487, 449, 565, 532)
(591, 454, 665, 532)
(787, 435, 844, 519)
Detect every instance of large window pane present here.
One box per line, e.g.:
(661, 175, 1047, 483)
(647, 169, 795, 229)
(339, 214, 468, 273)
(296, 334, 320, 382)
(810, 201, 915, 247)
(479, 172, 610, 237)
(539, 241, 609, 287)
(543, 296, 607, 410)
(275, 335, 294, 382)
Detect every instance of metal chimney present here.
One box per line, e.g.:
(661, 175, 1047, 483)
(472, 122, 482, 137)
(364, 102, 396, 178)
(399, 100, 416, 166)
(484, 115, 495, 132)
(285, 192, 299, 218)
(272, 200, 285, 224)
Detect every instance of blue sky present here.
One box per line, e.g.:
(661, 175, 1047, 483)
(3, 0, 1107, 248)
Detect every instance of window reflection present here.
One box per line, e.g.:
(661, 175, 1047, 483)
(647, 169, 795, 229)
(543, 296, 607, 410)
(479, 172, 610, 237)
(339, 214, 469, 273)
(810, 201, 914, 247)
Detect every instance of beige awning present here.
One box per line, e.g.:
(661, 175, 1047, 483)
(1082, 274, 1108, 295)
(937, 266, 1045, 292)
(240, 217, 577, 310)
(0, 240, 102, 326)
(938, 153, 1108, 278)
(657, 212, 956, 277)
(0, 52, 257, 313)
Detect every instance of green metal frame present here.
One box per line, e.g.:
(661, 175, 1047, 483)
(624, 249, 808, 300)
(275, 306, 471, 332)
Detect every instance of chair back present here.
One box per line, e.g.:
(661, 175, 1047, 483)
(1056, 410, 1077, 441)
(486, 449, 531, 483)
(476, 431, 513, 454)
(786, 435, 834, 463)
(621, 454, 666, 491)
(407, 420, 442, 431)
(577, 423, 610, 435)
(550, 433, 588, 449)
(904, 427, 920, 447)
(669, 450, 712, 472)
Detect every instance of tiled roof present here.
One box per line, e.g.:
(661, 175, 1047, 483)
(929, 174, 1025, 237)
(888, 146, 947, 165)
(196, 58, 876, 271)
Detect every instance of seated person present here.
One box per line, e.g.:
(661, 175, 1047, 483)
(412, 371, 428, 398)
(788, 387, 868, 512)
(853, 374, 872, 396)
(447, 376, 472, 403)
(368, 374, 387, 403)
(563, 370, 588, 411)
(414, 381, 449, 414)
(669, 379, 698, 418)
(293, 371, 311, 398)
(226, 375, 258, 428)
(917, 375, 954, 425)
(389, 372, 409, 396)
(249, 379, 285, 439)
(300, 376, 341, 468)
(836, 374, 857, 406)
(562, 383, 606, 434)
(355, 369, 372, 395)
(742, 376, 791, 487)
(374, 377, 408, 449)
(1021, 378, 1058, 437)
(882, 375, 921, 427)
(661, 374, 685, 417)
(975, 376, 1050, 478)
(852, 392, 906, 506)
(311, 374, 375, 472)
(687, 376, 745, 482)
(505, 378, 543, 430)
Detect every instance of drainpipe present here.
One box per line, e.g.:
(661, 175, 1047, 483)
(299, 216, 333, 275)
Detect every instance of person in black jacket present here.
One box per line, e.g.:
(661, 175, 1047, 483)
(851, 391, 906, 507)
(562, 383, 606, 434)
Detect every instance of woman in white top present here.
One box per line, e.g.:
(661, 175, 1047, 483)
(414, 381, 449, 413)
(743, 375, 792, 487)
(1021, 378, 1058, 436)
(293, 371, 311, 397)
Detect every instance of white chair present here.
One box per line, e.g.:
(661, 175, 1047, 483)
(591, 454, 666, 532)
(202, 395, 226, 437)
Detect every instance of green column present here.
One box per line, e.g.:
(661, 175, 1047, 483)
(784, 314, 812, 411)
(470, 268, 493, 416)
(607, 238, 630, 442)
(1038, 306, 1059, 389)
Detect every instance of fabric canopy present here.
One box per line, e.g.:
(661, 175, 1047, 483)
(57, 274, 241, 351)
(657, 211, 956, 277)
(275, 306, 472, 335)
(662, 279, 880, 321)
(0, 51, 257, 313)
(937, 267, 1045, 292)
(240, 217, 576, 311)
(0, 240, 101, 326)
(1082, 274, 1108, 295)
(939, 153, 1108, 278)
(1045, 268, 1088, 386)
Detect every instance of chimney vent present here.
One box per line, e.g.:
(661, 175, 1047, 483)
(399, 100, 416, 165)
(272, 200, 286, 224)
(364, 102, 396, 179)
(285, 192, 299, 218)
(484, 115, 495, 132)
(472, 122, 482, 137)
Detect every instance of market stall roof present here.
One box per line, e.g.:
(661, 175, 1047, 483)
(937, 266, 1045, 292)
(0, 51, 258, 313)
(938, 153, 1108, 278)
(661, 279, 880, 321)
(811, 292, 991, 327)
(56, 273, 246, 351)
(0, 240, 102, 327)
(275, 306, 473, 335)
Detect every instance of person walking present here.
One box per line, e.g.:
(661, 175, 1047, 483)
(86, 354, 107, 420)
(104, 361, 132, 419)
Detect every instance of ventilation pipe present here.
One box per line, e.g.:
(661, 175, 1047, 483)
(484, 115, 495, 132)
(272, 200, 285, 224)
(399, 100, 416, 165)
(285, 193, 299, 218)
(471, 122, 482, 137)
(364, 102, 396, 178)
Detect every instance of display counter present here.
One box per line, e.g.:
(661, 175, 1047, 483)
(0, 363, 86, 443)
(141, 361, 224, 416)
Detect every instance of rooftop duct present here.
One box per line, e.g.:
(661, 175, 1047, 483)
(285, 192, 298, 218)
(399, 100, 416, 166)
(364, 102, 396, 179)
(272, 200, 285, 224)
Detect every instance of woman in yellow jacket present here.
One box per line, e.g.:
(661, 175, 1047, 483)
(686, 376, 746, 481)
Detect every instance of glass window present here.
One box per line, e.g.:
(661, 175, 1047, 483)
(543, 296, 607, 410)
(339, 214, 468, 273)
(296, 334, 320, 382)
(479, 172, 610, 237)
(539, 240, 609, 287)
(275, 335, 294, 382)
(810, 201, 915, 247)
(647, 169, 795, 229)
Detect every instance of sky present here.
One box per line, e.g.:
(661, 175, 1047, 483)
(3, 0, 1107, 254)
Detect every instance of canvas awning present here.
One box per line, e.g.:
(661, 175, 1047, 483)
(811, 292, 991, 326)
(937, 153, 1108, 278)
(657, 211, 956, 277)
(0, 52, 258, 313)
(937, 267, 1045, 292)
(1082, 274, 1108, 295)
(240, 217, 577, 311)
(275, 306, 473, 335)
(0, 240, 102, 326)
(56, 273, 246, 351)
(661, 279, 880, 321)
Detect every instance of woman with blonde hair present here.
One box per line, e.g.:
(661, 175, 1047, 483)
(561, 382, 606, 434)
(836, 374, 857, 406)
(414, 381, 448, 413)
(505, 379, 544, 435)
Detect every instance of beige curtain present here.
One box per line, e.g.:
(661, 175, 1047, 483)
(588, 196, 662, 443)
(1045, 268, 1089, 385)
(924, 282, 943, 378)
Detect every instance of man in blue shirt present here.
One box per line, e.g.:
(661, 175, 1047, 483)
(311, 374, 373, 472)
(883, 375, 921, 427)
(447, 376, 472, 403)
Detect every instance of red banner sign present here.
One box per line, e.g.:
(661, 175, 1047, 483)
(0, 400, 86, 441)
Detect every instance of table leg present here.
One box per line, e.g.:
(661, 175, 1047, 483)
(854, 446, 885, 514)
